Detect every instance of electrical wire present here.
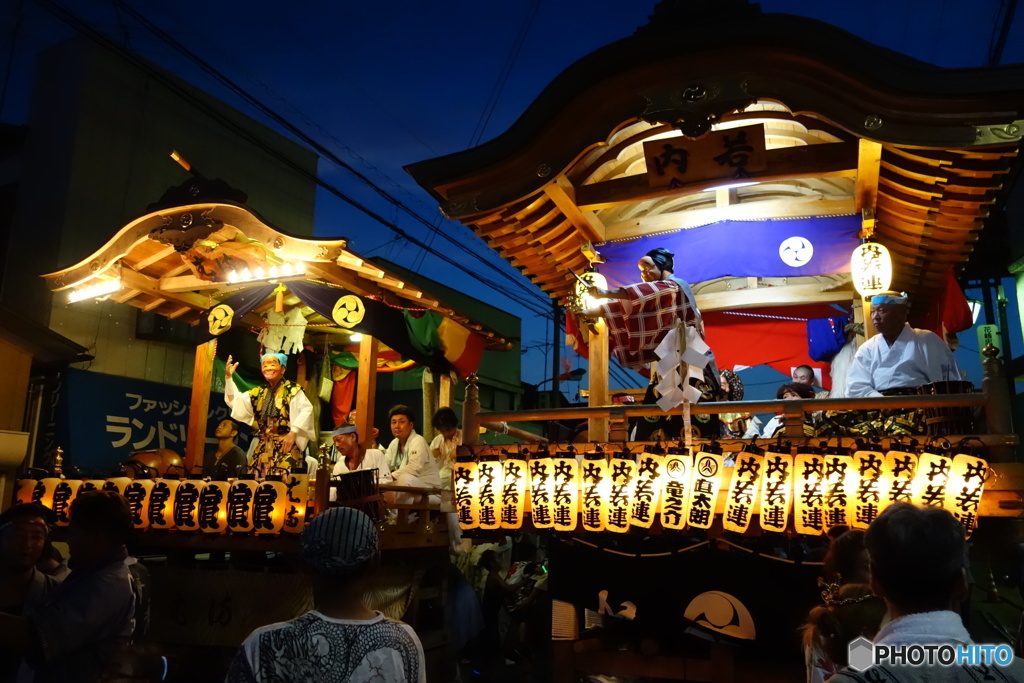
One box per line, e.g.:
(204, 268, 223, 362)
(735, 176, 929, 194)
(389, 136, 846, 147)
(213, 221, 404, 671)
(109, 0, 556, 313)
(37, 0, 557, 322)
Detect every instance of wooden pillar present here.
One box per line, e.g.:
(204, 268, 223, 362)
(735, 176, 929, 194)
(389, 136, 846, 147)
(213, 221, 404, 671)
(185, 340, 217, 472)
(588, 319, 609, 441)
(422, 370, 438, 443)
(860, 298, 876, 341)
(356, 335, 378, 450)
(439, 372, 454, 408)
(981, 344, 1015, 462)
(462, 375, 480, 446)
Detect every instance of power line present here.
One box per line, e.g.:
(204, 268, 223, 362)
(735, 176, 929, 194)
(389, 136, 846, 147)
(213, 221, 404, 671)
(110, 0, 555, 313)
(38, 0, 557, 321)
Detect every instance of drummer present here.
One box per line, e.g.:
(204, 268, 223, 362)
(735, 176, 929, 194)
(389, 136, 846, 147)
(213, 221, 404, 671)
(847, 291, 961, 397)
(330, 423, 391, 502)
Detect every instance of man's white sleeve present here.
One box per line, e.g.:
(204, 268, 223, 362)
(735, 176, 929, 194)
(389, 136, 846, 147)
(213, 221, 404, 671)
(225, 378, 255, 424)
(846, 348, 883, 398)
(288, 390, 315, 452)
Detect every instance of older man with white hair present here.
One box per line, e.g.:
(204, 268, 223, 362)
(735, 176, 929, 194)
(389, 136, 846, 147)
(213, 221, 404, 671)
(847, 292, 961, 398)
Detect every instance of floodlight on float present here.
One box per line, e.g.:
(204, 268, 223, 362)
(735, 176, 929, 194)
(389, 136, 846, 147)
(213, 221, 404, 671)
(225, 261, 306, 284)
(68, 278, 122, 303)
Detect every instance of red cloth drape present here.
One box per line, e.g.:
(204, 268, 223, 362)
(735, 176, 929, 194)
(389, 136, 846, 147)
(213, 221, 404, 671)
(330, 370, 358, 427)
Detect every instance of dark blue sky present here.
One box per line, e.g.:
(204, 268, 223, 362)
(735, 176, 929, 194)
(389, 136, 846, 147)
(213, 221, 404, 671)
(2, 0, 1021, 390)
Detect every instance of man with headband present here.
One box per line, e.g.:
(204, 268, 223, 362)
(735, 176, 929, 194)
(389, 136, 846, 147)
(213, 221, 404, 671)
(225, 352, 315, 477)
(847, 291, 961, 398)
(584, 246, 721, 438)
(228, 507, 426, 682)
(330, 423, 392, 501)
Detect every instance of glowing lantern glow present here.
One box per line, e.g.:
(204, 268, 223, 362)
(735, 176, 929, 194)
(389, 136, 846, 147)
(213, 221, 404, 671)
(851, 448, 886, 529)
(500, 455, 528, 530)
(606, 453, 637, 534)
(882, 448, 917, 507)
(630, 451, 665, 529)
(148, 476, 180, 530)
(454, 455, 480, 530)
(794, 451, 827, 536)
(253, 476, 288, 535)
(912, 449, 954, 508)
(199, 481, 230, 534)
(821, 453, 855, 530)
(659, 449, 692, 531)
(227, 476, 258, 533)
(103, 477, 132, 496)
(687, 447, 724, 530)
(36, 478, 63, 511)
(528, 454, 554, 529)
(282, 468, 309, 534)
(77, 480, 106, 496)
(944, 452, 988, 537)
(572, 271, 609, 312)
(173, 478, 204, 531)
(15, 479, 38, 505)
(851, 242, 892, 297)
(551, 452, 579, 533)
(723, 449, 763, 534)
(580, 451, 611, 532)
(123, 480, 155, 530)
(68, 277, 122, 303)
(476, 456, 503, 531)
(759, 448, 794, 533)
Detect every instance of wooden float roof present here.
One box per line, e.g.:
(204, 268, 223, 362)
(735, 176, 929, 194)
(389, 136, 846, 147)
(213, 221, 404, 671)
(41, 201, 512, 350)
(405, 1, 1024, 314)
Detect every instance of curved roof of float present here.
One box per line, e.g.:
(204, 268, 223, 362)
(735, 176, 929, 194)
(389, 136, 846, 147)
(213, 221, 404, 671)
(42, 200, 511, 350)
(405, 1, 1024, 312)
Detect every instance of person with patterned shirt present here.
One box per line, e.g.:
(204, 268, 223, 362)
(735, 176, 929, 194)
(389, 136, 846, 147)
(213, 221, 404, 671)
(224, 353, 314, 478)
(584, 247, 721, 438)
(228, 507, 426, 683)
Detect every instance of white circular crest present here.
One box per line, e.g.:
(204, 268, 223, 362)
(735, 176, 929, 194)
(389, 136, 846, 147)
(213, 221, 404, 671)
(778, 236, 814, 268)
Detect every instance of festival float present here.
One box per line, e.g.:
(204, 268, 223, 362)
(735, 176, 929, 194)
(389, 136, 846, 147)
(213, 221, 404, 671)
(405, 1, 1024, 678)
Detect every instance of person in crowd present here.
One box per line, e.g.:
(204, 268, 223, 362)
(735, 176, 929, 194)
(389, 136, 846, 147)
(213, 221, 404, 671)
(0, 491, 136, 682)
(203, 418, 248, 478)
(830, 504, 1023, 682)
(384, 405, 441, 491)
(35, 543, 69, 582)
(802, 583, 886, 683)
(793, 364, 817, 386)
(822, 529, 870, 586)
(583, 247, 721, 439)
(330, 423, 392, 502)
(224, 352, 315, 477)
(847, 292, 961, 398)
(718, 369, 756, 439)
(760, 382, 817, 438)
(0, 504, 62, 681)
(429, 407, 461, 492)
(227, 507, 426, 683)
(475, 549, 520, 678)
(429, 407, 465, 552)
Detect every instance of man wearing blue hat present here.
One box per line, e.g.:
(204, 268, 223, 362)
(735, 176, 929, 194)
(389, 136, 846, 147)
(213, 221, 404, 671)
(224, 352, 315, 477)
(847, 291, 961, 398)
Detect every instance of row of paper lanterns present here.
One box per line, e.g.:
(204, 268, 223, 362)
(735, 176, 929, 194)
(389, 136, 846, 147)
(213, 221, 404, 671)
(453, 445, 988, 537)
(15, 472, 311, 535)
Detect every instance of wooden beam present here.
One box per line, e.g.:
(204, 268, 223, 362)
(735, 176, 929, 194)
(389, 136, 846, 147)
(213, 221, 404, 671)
(131, 245, 177, 272)
(577, 142, 858, 211)
(696, 283, 853, 312)
(543, 175, 606, 243)
(185, 340, 216, 472)
(604, 196, 855, 241)
(856, 139, 883, 218)
(303, 261, 380, 298)
(355, 335, 378, 449)
(120, 269, 209, 312)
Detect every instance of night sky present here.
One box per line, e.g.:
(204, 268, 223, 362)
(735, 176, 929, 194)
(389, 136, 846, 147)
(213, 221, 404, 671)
(2, 0, 1021, 391)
